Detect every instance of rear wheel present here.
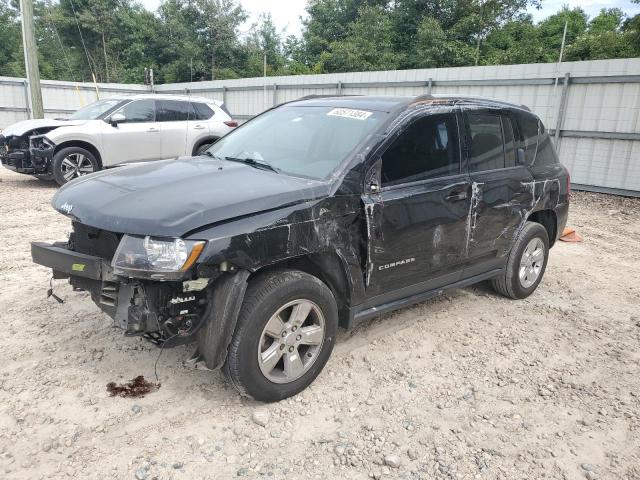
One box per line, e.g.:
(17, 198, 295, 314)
(223, 270, 338, 402)
(52, 147, 99, 186)
(491, 222, 549, 299)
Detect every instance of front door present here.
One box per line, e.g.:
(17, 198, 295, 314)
(102, 99, 161, 165)
(462, 108, 534, 275)
(363, 110, 471, 298)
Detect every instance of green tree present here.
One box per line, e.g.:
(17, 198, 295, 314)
(0, 0, 25, 77)
(317, 4, 399, 72)
(537, 6, 588, 61)
(415, 16, 474, 67)
(301, 0, 388, 66)
(565, 9, 636, 60)
(481, 15, 547, 65)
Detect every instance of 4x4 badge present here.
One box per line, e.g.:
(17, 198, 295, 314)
(60, 202, 73, 214)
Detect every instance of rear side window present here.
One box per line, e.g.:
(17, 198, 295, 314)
(503, 115, 516, 168)
(156, 100, 191, 122)
(514, 111, 539, 164)
(467, 113, 505, 172)
(193, 102, 214, 120)
(381, 113, 460, 187)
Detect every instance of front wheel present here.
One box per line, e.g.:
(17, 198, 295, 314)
(52, 147, 99, 186)
(223, 270, 338, 402)
(491, 222, 550, 299)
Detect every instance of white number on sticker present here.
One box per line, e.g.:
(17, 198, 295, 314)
(327, 108, 373, 120)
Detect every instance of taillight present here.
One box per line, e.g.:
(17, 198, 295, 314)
(224, 120, 238, 128)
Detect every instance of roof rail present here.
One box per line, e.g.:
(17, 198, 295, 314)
(296, 94, 361, 100)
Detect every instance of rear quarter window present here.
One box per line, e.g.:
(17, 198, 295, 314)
(534, 131, 559, 166)
(193, 103, 214, 120)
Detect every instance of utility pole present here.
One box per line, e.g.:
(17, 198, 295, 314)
(20, 0, 44, 119)
(263, 51, 267, 109)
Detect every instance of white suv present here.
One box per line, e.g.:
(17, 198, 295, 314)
(0, 94, 237, 185)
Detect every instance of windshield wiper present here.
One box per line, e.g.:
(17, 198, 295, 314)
(224, 156, 280, 174)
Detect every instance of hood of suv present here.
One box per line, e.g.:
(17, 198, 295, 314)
(2, 118, 87, 137)
(52, 157, 329, 237)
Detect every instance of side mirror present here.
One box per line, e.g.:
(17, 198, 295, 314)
(109, 113, 126, 127)
(516, 147, 526, 165)
(365, 159, 382, 194)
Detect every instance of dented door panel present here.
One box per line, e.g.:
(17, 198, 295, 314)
(464, 167, 535, 264)
(363, 175, 471, 297)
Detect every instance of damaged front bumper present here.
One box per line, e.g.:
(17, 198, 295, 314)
(31, 241, 211, 347)
(0, 134, 54, 174)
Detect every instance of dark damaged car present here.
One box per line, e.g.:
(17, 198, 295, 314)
(31, 95, 570, 402)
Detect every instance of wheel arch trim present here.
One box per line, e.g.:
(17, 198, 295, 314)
(54, 140, 103, 169)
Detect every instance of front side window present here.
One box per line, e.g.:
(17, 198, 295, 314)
(207, 105, 385, 179)
(117, 99, 155, 123)
(467, 112, 505, 172)
(380, 114, 460, 187)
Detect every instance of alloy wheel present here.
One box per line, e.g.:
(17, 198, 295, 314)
(519, 237, 545, 288)
(257, 299, 326, 384)
(60, 153, 95, 182)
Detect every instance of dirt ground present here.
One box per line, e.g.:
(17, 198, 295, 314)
(0, 167, 639, 480)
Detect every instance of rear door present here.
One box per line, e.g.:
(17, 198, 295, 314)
(462, 108, 534, 275)
(102, 99, 161, 165)
(363, 109, 471, 298)
(155, 100, 193, 158)
(156, 100, 214, 158)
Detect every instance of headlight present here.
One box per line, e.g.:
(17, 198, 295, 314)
(112, 235, 205, 279)
(29, 134, 55, 150)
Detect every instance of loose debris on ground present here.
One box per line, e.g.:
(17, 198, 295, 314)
(0, 169, 639, 479)
(106, 376, 159, 398)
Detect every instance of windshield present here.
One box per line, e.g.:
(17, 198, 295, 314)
(67, 99, 125, 120)
(206, 105, 385, 179)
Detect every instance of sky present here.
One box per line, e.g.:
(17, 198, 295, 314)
(139, 0, 640, 37)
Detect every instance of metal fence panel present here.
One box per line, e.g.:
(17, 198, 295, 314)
(1, 59, 639, 195)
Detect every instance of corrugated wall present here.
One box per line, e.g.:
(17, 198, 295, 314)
(1, 59, 639, 194)
(0, 77, 147, 126)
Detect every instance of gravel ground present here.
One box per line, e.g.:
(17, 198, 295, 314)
(0, 167, 639, 480)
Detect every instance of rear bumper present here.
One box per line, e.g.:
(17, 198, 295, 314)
(31, 241, 109, 280)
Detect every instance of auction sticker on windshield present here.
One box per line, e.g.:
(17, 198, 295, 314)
(327, 108, 373, 120)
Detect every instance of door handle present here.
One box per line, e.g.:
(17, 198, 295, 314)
(147, 127, 159, 132)
(193, 124, 206, 130)
(445, 191, 468, 202)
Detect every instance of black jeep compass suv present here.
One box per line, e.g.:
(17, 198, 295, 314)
(32, 95, 570, 401)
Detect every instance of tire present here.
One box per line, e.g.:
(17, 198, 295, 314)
(52, 146, 100, 186)
(223, 270, 338, 402)
(491, 222, 550, 299)
(195, 141, 215, 156)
